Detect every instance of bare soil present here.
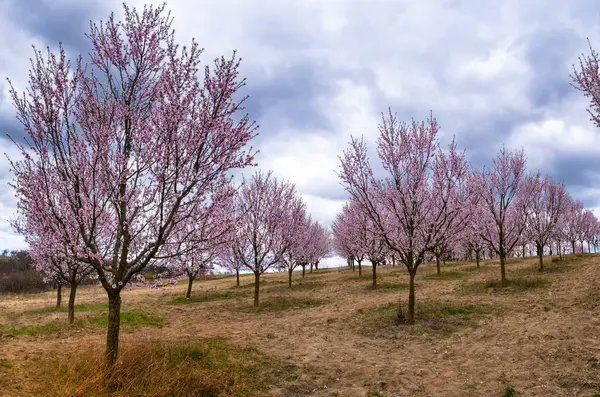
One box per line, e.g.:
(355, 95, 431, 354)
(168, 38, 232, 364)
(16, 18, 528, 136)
(1, 255, 600, 396)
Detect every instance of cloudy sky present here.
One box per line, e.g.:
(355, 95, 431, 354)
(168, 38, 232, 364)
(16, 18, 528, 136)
(1, 0, 600, 261)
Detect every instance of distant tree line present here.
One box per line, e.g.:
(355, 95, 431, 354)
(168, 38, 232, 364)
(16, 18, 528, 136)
(0, 250, 46, 293)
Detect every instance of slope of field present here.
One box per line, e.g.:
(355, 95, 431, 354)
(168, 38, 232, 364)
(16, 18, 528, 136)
(1, 255, 599, 396)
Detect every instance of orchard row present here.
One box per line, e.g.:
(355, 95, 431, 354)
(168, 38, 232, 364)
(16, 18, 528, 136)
(7, 3, 600, 370)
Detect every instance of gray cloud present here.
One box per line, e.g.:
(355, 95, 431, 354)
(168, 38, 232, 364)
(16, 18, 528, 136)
(4, 0, 108, 52)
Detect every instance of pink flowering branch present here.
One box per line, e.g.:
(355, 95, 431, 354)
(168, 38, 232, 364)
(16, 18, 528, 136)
(7, 4, 257, 367)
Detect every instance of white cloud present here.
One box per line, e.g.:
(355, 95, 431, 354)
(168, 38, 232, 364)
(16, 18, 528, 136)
(0, 139, 25, 250)
(299, 193, 345, 228)
(508, 119, 600, 169)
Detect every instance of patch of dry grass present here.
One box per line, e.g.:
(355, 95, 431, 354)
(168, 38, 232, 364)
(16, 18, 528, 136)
(170, 289, 250, 304)
(31, 338, 301, 396)
(236, 296, 327, 313)
(367, 282, 409, 292)
(265, 281, 327, 293)
(423, 270, 466, 281)
(460, 277, 552, 295)
(344, 301, 497, 339)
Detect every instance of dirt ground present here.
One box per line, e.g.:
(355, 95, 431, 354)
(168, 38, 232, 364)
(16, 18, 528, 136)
(1, 255, 600, 396)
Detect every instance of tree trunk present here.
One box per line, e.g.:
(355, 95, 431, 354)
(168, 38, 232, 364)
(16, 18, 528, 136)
(588, 241, 591, 254)
(537, 243, 544, 272)
(352, 259, 355, 272)
(500, 254, 507, 287)
(315, 262, 319, 271)
(572, 241, 576, 254)
(581, 241, 585, 254)
(475, 251, 480, 269)
(436, 257, 441, 276)
(392, 255, 396, 267)
(358, 260, 362, 276)
(68, 282, 77, 324)
(407, 269, 416, 323)
(522, 244, 526, 258)
(253, 272, 260, 307)
(105, 291, 122, 368)
(186, 274, 194, 300)
(56, 283, 62, 308)
(558, 242, 562, 260)
(372, 260, 377, 289)
(310, 263, 313, 273)
(302, 265, 306, 278)
(288, 268, 293, 288)
(236, 269, 240, 287)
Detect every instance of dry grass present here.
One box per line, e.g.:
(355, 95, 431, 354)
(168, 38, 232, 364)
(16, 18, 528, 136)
(1, 254, 600, 396)
(344, 301, 497, 339)
(32, 338, 301, 396)
(170, 289, 250, 305)
(235, 296, 327, 313)
(423, 270, 467, 280)
(460, 277, 552, 295)
(25, 303, 108, 315)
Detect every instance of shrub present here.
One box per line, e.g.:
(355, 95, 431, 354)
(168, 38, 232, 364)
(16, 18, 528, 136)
(0, 270, 47, 294)
(503, 385, 516, 397)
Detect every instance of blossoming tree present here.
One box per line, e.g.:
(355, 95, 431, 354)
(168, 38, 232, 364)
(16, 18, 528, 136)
(8, 4, 257, 366)
(232, 171, 304, 306)
(338, 110, 473, 322)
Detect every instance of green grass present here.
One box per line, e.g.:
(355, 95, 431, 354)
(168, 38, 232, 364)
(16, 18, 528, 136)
(26, 303, 107, 315)
(2, 320, 84, 336)
(88, 311, 162, 327)
(345, 301, 496, 339)
(237, 296, 327, 313)
(460, 277, 552, 294)
(170, 289, 250, 304)
(423, 271, 466, 280)
(503, 384, 516, 397)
